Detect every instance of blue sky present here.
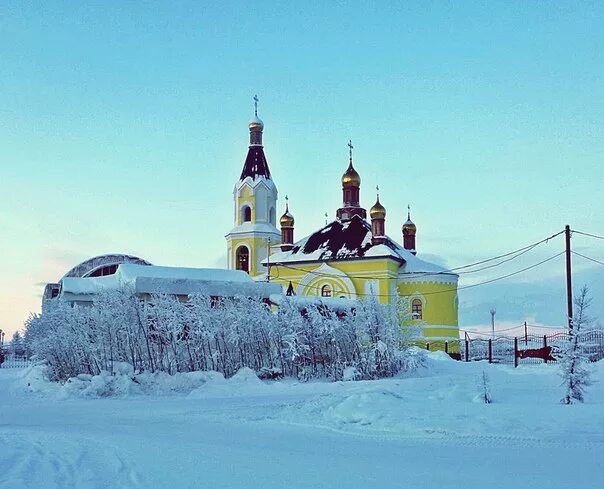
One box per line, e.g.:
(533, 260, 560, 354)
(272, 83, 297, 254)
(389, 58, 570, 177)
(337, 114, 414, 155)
(1, 2, 603, 336)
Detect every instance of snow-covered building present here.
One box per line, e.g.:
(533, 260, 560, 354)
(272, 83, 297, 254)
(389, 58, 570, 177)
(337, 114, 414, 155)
(43, 254, 153, 307)
(43, 254, 279, 307)
(226, 102, 459, 348)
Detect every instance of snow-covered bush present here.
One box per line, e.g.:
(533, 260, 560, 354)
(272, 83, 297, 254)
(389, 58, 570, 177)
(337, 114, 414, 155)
(24, 290, 421, 382)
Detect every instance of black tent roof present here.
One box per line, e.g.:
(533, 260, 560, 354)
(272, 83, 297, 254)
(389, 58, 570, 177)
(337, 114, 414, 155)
(240, 146, 271, 180)
(287, 214, 404, 262)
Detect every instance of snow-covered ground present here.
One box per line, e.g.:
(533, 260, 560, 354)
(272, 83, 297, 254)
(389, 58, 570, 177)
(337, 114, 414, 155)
(1, 354, 603, 489)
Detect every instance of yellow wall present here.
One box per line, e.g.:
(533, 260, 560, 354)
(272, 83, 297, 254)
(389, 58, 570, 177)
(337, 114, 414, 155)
(268, 258, 459, 350)
(237, 184, 256, 225)
(228, 236, 269, 277)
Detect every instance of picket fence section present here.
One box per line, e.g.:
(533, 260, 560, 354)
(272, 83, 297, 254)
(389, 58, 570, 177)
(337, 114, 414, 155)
(0, 355, 32, 369)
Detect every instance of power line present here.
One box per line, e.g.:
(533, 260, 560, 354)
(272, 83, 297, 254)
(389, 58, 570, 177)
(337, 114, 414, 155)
(446, 230, 564, 272)
(456, 251, 564, 291)
(435, 242, 540, 276)
(461, 324, 525, 335)
(278, 251, 565, 299)
(571, 251, 604, 267)
(270, 229, 565, 282)
(572, 230, 604, 241)
(525, 323, 568, 330)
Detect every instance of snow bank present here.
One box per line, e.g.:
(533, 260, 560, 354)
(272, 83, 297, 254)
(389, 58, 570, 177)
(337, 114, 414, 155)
(188, 367, 272, 398)
(16, 364, 280, 400)
(17, 364, 228, 399)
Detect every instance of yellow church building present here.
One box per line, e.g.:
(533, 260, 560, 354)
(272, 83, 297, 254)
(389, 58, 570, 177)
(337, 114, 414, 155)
(226, 102, 459, 349)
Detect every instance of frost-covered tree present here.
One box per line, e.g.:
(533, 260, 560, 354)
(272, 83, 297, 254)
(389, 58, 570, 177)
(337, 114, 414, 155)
(11, 330, 26, 356)
(24, 288, 424, 382)
(560, 286, 594, 405)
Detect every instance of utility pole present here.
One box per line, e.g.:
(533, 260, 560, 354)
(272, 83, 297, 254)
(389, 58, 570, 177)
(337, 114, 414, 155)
(267, 237, 271, 282)
(490, 309, 496, 339)
(565, 225, 573, 331)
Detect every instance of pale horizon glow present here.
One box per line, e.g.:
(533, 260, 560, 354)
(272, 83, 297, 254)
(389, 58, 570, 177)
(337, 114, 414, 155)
(1, 2, 603, 337)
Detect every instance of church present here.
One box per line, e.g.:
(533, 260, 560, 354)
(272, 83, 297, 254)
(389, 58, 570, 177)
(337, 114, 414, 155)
(225, 101, 460, 348)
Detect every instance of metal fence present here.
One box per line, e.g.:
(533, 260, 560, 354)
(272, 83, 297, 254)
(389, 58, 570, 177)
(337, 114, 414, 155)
(455, 330, 604, 366)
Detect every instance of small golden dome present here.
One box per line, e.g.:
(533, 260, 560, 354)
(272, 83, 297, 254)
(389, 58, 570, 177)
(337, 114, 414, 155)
(248, 115, 264, 131)
(402, 206, 416, 233)
(342, 163, 361, 187)
(280, 199, 294, 227)
(402, 218, 416, 234)
(280, 211, 294, 227)
(370, 198, 386, 219)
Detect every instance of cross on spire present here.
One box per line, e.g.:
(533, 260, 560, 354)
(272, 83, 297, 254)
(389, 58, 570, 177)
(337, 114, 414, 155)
(348, 139, 354, 162)
(253, 94, 259, 116)
(285, 194, 289, 211)
(376, 185, 380, 200)
(407, 204, 411, 220)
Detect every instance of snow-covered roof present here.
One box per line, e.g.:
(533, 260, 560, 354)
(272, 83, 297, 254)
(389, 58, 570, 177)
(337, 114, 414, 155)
(226, 221, 280, 237)
(61, 254, 152, 280)
(61, 264, 280, 300)
(264, 215, 458, 283)
(269, 294, 357, 311)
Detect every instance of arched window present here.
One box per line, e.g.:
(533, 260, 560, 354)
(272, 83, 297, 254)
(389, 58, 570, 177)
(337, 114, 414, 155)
(236, 246, 250, 273)
(242, 205, 252, 222)
(321, 284, 332, 297)
(88, 264, 119, 277)
(412, 299, 423, 320)
(269, 207, 276, 226)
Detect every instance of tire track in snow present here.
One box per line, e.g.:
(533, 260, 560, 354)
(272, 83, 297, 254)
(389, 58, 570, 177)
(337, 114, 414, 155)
(0, 431, 142, 489)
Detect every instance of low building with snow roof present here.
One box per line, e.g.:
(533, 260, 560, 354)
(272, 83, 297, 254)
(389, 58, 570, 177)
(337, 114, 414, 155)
(44, 256, 280, 308)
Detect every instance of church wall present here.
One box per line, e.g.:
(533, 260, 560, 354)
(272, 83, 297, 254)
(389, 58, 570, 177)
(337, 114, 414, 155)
(269, 258, 398, 302)
(269, 261, 459, 351)
(398, 279, 459, 350)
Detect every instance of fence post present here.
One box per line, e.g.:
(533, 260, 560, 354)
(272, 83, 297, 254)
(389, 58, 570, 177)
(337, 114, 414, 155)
(488, 339, 492, 364)
(465, 339, 469, 362)
(445, 341, 448, 354)
(514, 337, 519, 368)
(426, 343, 430, 351)
(543, 335, 548, 364)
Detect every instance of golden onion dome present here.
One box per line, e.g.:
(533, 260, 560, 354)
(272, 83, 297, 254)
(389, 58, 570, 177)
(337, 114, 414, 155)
(370, 198, 386, 219)
(342, 163, 361, 187)
(402, 218, 416, 234)
(280, 211, 294, 227)
(248, 115, 264, 131)
(280, 199, 294, 227)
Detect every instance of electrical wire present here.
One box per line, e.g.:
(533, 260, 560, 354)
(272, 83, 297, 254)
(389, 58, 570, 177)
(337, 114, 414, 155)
(572, 230, 604, 240)
(571, 251, 604, 267)
(270, 229, 564, 282)
(276, 251, 565, 299)
(445, 230, 564, 272)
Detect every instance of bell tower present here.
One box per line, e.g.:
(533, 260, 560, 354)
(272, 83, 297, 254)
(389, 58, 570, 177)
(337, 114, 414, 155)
(225, 96, 280, 276)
